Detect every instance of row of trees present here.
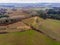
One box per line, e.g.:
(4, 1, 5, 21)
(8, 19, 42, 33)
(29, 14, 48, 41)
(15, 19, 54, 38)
(0, 8, 9, 18)
(36, 8, 60, 20)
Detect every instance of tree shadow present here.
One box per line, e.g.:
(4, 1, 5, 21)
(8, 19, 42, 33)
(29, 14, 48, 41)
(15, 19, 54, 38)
(0, 32, 8, 34)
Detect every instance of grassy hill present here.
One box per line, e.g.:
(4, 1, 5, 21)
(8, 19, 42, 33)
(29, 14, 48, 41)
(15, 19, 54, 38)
(0, 16, 60, 45)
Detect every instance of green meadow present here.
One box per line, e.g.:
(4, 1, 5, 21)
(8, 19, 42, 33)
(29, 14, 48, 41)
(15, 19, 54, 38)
(0, 30, 60, 45)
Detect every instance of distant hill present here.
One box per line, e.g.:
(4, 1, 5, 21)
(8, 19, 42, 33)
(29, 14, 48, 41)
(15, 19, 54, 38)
(0, 3, 60, 8)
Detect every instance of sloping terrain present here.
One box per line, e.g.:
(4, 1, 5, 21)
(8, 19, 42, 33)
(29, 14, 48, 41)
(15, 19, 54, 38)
(0, 16, 60, 45)
(0, 8, 60, 45)
(22, 17, 60, 41)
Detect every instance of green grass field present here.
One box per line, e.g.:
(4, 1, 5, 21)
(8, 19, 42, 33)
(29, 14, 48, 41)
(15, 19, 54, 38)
(0, 30, 60, 45)
(0, 17, 60, 45)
